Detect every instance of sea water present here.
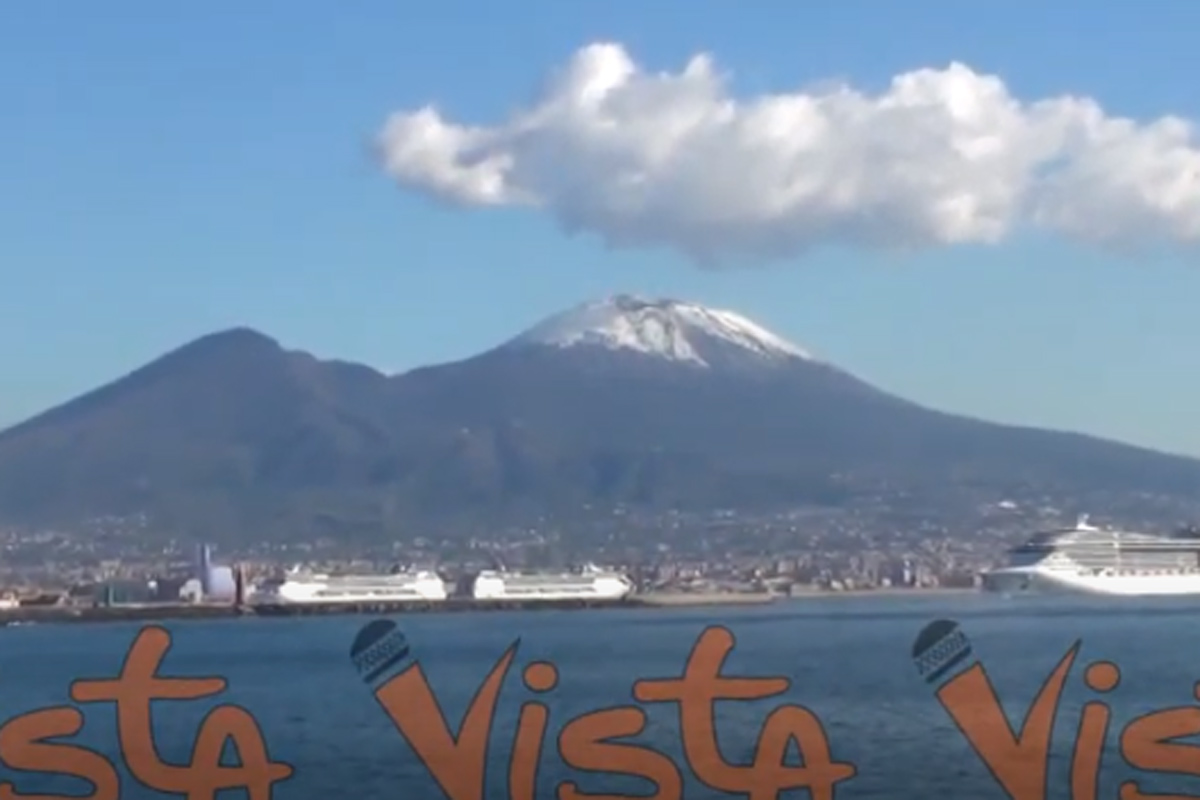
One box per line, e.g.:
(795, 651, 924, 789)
(2, 592, 1199, 799)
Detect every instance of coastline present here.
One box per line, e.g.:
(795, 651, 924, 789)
(0, 587, 981, 626)
(636, 588, 977, 605)
(0, 587, 979, 623)
(788, 587, 979, 598)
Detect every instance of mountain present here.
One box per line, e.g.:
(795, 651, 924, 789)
(1, 294, 1198, 541)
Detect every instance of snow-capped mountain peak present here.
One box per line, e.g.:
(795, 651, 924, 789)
(504, 294, 814, 367)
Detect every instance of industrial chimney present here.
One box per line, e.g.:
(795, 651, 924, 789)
(197, 543, 213, 596)
(234, 565, 246, 607)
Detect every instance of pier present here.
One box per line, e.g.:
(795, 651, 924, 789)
(636, 592, 779, 607)
(0, 602, 246, 625)
(0, 592, 784, 625)
(248, 596, 646, 616)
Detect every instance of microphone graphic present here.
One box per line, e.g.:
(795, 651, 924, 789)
(350, 618, 414, 690)
(911, 620, 1077, 800)
(911, 618, 974, 688)
(350, 618, 438, 767)
(349, 618, 516, 800)
(911, 618, 1000, 781)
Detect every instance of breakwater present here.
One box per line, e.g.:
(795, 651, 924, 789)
(636, 592, 779, 607)
(0, 593, 782, 625)
(250, 596, 646, 616)
(0, 602, 246, 625)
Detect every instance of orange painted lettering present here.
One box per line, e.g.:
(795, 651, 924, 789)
(634, 625, 855, 800)
(357, 620, 857, 800)
(933, 640, 1077, 800)
(1071, 661, 1119, 800)
(371, 640, 517, 800)
(510, 661, 557, 800)
(1118, 681, 1200, 800)
(0, 707, 119, 800)
(557, 707, 683, 800)
(70, 625, 292, 800)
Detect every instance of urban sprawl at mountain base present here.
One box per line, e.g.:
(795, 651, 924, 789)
(3, 297, 1200, 607)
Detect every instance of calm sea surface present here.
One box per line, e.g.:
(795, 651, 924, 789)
(3, 593, 1200, 799)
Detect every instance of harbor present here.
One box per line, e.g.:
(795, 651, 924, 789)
(636, 591, 780, 607)
(0, 544, 975, 628)
(0, 591, 784, 626)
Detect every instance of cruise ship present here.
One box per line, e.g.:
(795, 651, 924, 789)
(471, 563, 634, 601)
(981, 516, 1200, 596)
(248, 566, 448, 606)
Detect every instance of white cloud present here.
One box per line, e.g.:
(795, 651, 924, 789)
(376, 43, 1200, 263)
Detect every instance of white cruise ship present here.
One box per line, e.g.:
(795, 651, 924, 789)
(471, 563, 633, 601)
(981, 516, 1200, 596)
(248, 566, 448, 605)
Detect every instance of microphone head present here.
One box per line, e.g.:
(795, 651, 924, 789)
(912, 618, 973, 685)
(350, 618, 412, 686)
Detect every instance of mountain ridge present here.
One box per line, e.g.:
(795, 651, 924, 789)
(1, 296, 1197, 541)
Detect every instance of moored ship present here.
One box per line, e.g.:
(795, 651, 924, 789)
(981, 515, 1200, 596)
(470, 563, 634, 601)
(247, 566, 448, 606)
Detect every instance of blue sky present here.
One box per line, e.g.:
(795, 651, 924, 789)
(4, 1, 1200, 454)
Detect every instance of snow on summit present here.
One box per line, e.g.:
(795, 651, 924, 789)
(506, 295, 813, 367)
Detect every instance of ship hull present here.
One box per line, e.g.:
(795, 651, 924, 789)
(247, 571, 448, 606)
(982, 567, 1200, 596)
(249, 594, 445, 606)
(470, 568, 634, 602)
(473, 589, 632, 601)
